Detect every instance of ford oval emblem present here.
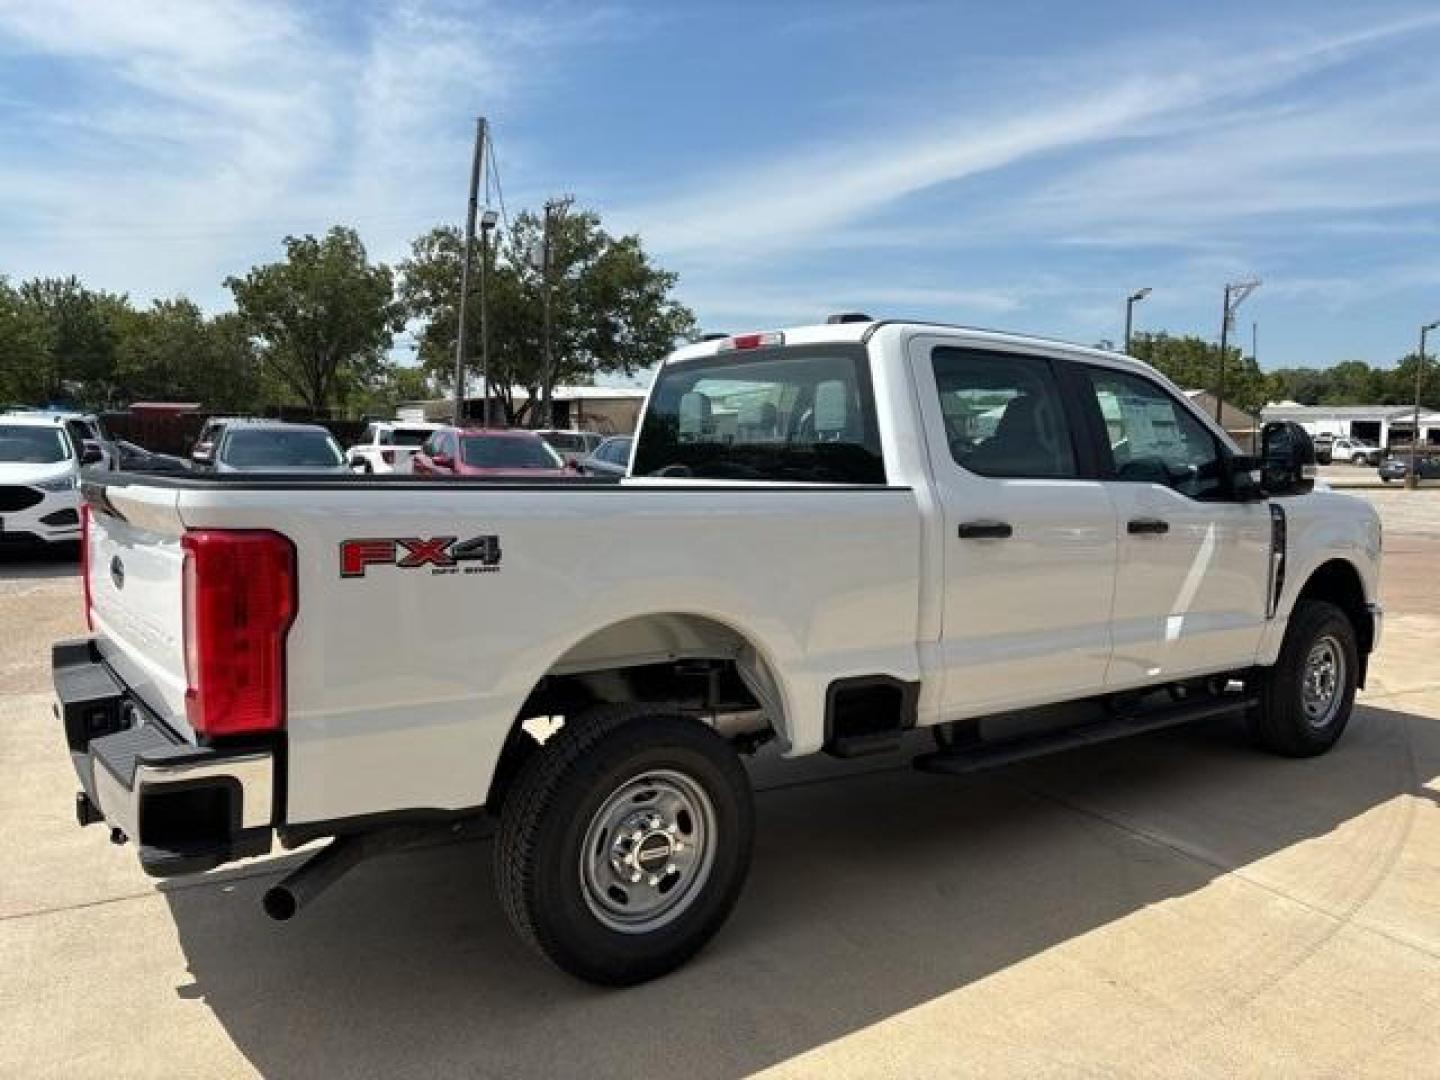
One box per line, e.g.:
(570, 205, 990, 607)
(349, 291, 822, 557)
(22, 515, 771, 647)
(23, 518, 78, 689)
(110, 555, 125, 590)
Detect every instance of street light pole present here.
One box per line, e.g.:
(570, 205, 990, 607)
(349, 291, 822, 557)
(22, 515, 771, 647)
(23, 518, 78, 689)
(540, 195, 572, 429)
(1123, 287, 1151, 353)
(1409, 320, 1440, 490)
(1215, 279, 1261, 423)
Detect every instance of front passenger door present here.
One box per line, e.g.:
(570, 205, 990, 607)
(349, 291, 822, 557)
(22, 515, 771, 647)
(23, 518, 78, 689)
(1078, 366, 1271, 686)
(913, 341, 1119, 718)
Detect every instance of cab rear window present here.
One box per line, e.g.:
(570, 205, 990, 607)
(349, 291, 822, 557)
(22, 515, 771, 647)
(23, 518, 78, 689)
(633, 345, 885, 484)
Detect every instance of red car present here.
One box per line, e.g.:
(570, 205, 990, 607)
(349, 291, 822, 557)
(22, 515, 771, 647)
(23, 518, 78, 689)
(411, 427, 574, 478)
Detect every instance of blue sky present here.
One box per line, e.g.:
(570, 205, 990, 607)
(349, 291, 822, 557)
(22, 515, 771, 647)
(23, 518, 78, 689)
(3, 1, 1440, 374)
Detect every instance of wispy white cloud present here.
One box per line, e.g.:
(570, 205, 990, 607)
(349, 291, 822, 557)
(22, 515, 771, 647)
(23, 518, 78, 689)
(0, 0, 572, 303)
(620, 10, 1440, 261)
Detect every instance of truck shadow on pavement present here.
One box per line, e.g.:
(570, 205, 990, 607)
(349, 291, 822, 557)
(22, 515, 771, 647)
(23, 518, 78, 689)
(161, 702, 1436, 1080)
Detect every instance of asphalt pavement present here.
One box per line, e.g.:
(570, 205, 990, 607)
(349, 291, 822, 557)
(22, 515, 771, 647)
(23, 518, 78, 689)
(3, 491, 1439, 1078)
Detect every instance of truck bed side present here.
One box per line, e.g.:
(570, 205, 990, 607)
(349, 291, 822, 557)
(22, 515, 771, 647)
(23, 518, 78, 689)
(89, 476, 924, 828)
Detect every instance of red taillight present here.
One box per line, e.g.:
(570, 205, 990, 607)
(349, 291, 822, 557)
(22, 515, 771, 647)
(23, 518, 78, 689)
(381, 449, 395, 465)
(181, 530, 296, 739)
(80, 503, 94, 631)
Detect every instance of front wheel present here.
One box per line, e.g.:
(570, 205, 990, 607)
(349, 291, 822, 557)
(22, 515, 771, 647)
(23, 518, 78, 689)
(495, 706, 754, 985)
(1248, 599, 1359, 757)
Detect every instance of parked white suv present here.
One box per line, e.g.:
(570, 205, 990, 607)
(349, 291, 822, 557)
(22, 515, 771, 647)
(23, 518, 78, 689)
(0, 413, 96, 547)
(346, 421, 442, 474)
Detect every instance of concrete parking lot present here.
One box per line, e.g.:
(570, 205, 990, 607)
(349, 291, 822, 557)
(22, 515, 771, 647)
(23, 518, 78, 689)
(3, 491, 1439, 1078)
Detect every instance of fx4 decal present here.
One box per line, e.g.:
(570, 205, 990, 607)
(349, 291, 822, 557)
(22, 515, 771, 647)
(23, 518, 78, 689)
(340, 535, 502, 578)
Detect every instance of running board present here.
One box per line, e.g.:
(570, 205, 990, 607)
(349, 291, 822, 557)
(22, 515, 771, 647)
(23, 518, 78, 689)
(913, 694, 1257, 777)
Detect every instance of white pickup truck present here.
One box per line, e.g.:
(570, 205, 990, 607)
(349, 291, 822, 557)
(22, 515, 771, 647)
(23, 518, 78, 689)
(56, 318, 1382, 985)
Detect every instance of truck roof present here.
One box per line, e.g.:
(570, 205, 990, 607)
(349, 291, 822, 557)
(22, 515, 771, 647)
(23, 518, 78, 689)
(666, 318, 1153, 376)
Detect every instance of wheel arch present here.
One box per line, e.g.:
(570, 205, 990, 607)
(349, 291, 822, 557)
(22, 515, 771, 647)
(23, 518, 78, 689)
(484, 611, 790, 808)
(1294, 558, 1374, 658)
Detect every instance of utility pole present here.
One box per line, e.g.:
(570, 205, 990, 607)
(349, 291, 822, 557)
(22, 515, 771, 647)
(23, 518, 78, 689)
(1123, 287, 1151, 353)
(1410, 320, 1440, 490)
(1215, 279, 1261, 423)
(453, 116, 487, 425)
(1251, 321, 1260, 453)
(539, 195, 572, 428)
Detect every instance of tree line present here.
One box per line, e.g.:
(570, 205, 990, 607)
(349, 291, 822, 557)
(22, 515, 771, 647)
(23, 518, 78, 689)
(6, 223, 1435, 424)
(1122, 332, 1440, 416)
(0, 208, 695, 423)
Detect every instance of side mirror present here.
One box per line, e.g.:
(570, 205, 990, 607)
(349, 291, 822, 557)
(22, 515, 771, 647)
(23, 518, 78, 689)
(80, 440, 104, 466)
(1260, 421, 1316, 497)
(1229, 454, 1265, 501)
(191, 442, 213, 465)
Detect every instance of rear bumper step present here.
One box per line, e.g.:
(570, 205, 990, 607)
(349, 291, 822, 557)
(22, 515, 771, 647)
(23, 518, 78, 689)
(914, 693, 1257, 777)
(53, 637, 274, 877)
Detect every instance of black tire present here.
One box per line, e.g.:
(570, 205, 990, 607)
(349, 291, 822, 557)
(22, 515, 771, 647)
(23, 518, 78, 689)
(1248, 599, 1358, 757)
(495, 705, 754, 985)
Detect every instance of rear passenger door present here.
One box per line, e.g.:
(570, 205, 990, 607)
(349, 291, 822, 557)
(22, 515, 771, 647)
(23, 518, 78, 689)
(1075, 365, 1270, 685)
(911, 339, 1119, 718)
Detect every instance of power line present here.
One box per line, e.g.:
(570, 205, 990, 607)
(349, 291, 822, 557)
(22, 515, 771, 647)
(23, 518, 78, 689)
(484, 126, 511, 234)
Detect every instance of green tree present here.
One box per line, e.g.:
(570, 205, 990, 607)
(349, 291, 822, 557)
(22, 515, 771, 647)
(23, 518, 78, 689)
(1319, 360, 1385, 406)
(225, 227, 403, 414)
(110, 300, 267, 412)
(1265, 367, 1330, 405)
(0, 277, 50, 406)
(9, 277, 127, 406)
(400, 207, 696, 423)
(341, 362, 433, 419)
(1127, 331, 1268, 414)
(1384, 354, 1440, 412)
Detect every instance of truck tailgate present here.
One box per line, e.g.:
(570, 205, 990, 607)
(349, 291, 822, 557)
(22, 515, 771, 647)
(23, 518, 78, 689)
(85, 484, 192, 736)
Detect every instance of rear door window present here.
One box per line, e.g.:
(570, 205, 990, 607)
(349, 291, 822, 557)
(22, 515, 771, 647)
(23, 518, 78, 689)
(931, 348, 1079, 479)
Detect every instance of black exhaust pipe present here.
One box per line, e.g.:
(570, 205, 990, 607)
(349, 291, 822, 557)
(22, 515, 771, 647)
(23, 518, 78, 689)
(260, 817, 485, 921)
(263, 836, 368, 921)
(259, 817, 483, 921)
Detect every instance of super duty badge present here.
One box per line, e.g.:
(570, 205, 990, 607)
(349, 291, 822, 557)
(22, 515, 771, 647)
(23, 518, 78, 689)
(340, 535, 502, 578)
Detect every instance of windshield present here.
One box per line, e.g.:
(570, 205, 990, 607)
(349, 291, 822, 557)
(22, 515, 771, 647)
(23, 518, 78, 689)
(0, 425, 70, 464)
(632, 345, 886, 483)
(461, 435, 564, 469)
(223, 428, 343, 468)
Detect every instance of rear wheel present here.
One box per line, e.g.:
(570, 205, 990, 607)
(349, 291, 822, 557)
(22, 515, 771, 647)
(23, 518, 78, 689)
(1248, 600, 1358, 757)
(495, 705, 754, 985)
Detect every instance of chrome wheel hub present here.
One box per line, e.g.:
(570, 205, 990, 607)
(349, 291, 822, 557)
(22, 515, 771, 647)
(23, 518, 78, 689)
(1301, 635, 1345, 728)
(581, 770, 716, 933)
